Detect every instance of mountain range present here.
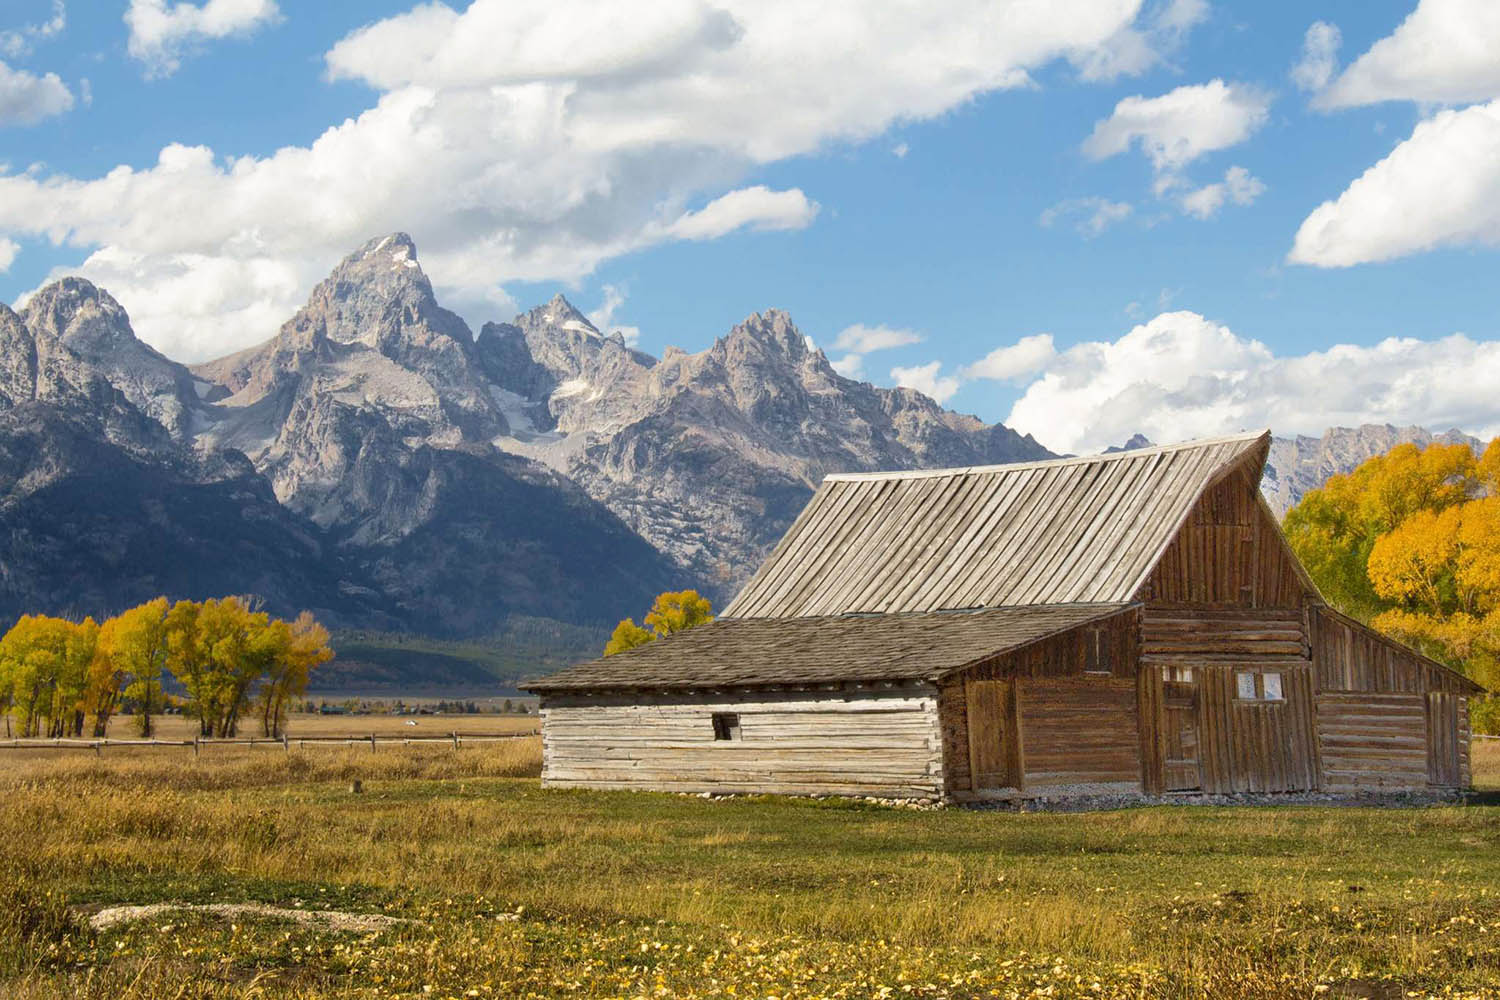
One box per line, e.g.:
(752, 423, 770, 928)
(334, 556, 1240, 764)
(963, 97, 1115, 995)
(0, 233, 1481, 650)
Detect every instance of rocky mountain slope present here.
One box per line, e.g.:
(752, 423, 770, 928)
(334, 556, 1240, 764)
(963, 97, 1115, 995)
(0, 299, 393, 628)
(9, 231, 1471, 643)
(479, 298, 1051, 589)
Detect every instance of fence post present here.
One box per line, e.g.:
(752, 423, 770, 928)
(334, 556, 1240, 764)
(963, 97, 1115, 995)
(370, 733, 377, 753)
(193, 735, 199, 758)
(452, 731, 459, 751)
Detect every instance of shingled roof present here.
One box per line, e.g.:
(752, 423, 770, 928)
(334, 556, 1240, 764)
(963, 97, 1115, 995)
(525, 603, 1135, 692)
(721, 431, 1272, 619)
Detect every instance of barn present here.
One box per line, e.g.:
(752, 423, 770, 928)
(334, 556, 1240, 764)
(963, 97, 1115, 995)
(526, 432, 1482, 802)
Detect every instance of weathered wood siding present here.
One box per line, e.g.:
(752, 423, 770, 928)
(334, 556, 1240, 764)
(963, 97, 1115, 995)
(1019, 678, 1140, 792)
(1316, 692, 1429, 791)
(1310, 607, 1476, 694)
(1310, 607, 1476, 791)
(940, 614, 1142, 799)
(540, 686, 944, 799)
(1137, 471, 1309, 608)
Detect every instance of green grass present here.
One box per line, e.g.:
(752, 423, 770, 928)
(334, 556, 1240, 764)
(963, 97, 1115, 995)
(0, 742, 1496, 997)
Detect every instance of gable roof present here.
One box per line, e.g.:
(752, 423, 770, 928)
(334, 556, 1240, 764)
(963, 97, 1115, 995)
(525, 603, 1135, 692)
(722, 431, 1272, 619)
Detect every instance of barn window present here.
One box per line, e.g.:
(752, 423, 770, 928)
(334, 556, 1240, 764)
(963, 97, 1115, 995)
(1262, 672, 1283, 701)
(711, 713, 741, 741)
(1235, 672, 1257, 700)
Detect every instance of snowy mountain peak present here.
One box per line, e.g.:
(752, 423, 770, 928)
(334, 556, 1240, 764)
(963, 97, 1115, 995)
(526, 293, 599, 337)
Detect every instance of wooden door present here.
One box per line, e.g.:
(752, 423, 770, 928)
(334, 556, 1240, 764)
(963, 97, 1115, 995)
(966, 679, 1015, 790)
(1163, 681, 1202, 791)
(1428, 693, 1462, 787)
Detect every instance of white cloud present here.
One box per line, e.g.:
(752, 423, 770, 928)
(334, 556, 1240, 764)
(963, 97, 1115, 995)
(655, 186, 818, 241)
(1319, 0, 1500, 109)
(829, 323, 923, 383)
(833, 323, 923, 354)
(0, 236, 17, 273)
(1177, 165, 1264, 219)
(0, 58, 71, 126)
(1072, 0, 1208, 83)
(1291, 21, 1340, 93)
(1039, 196, 1133, 236)
(0, 1, 65, 59)
(1002, 310, 1500, 454)
(1289, 100, 1500, 268)
(2, 0, 1170, 361)
(586, 284, 641, 346)
(892, 142, 909, 158)
(961, 333, 1056, 382)
(890, 360, 961, 404)
(1083, 79, 1271, 173)
(125, 0, 280, 79)
(830, 354, 864, 379)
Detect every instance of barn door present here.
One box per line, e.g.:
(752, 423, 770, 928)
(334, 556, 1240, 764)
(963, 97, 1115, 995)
(1163, 680, 1202, 791)
(966, 679, 1015, 790)
(1428, 693, 1462, 787)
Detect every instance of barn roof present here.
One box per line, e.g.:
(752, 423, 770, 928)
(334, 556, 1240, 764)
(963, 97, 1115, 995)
(721, 431, 1272, 619)
(524, 603, 1135, 692)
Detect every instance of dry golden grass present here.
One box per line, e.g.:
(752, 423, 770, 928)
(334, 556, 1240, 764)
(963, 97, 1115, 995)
(0, 736, 1493, 998)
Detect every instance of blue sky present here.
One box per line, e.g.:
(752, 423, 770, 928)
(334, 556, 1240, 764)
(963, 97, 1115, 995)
(3, 1, 1500, 454)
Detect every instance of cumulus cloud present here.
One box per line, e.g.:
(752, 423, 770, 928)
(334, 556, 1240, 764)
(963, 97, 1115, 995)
(1319, 0, 1500, 109)
(1001, 311, 1500, 454)
(890, 361, 962, 404)
(2, 0, 1167, 361)
(0, 1, 66, 59)
(961, 334, 1056, 382)
(829, 323, 923, 382)
(1177, 165, 1264, 219)
(0, 237, 17, 273)
(1083, 79, 1271, 173)
(1039, 196, 1133, 236)
(1291, 21, 1340, 93)
(125, 0, 280, 79)
(1289, 100, 1500, 267)
(0, 58, 72, 125)
(1072, 0, 1208, 83)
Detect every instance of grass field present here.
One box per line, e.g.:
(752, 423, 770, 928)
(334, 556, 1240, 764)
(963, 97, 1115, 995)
(0, 737, 1495, 998)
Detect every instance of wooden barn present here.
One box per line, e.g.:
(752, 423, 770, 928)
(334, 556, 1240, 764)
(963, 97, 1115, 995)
(526, 432, 1482, 802)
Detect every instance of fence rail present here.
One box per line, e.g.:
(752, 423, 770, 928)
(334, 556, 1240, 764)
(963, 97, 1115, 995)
(0, 731, 538, 754)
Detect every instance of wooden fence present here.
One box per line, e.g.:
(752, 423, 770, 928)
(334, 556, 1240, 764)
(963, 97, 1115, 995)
(0, 731, 538, 755)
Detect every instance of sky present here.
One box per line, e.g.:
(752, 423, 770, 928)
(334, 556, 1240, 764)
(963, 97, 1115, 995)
(2, 0, 1500, 455)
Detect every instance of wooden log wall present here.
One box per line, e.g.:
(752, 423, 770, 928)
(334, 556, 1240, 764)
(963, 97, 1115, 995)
(1316, 692, 1429, 791)
(1140, 606, 1309, 663)
(939, 614, 1142, 799)
(539, 685, 944, 799)
(1019, 677, 1140, 793)
(1137, 470, 1309, 608)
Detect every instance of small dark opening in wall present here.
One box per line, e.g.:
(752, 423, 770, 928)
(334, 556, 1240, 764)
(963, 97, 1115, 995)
(711, 712, 741, 741)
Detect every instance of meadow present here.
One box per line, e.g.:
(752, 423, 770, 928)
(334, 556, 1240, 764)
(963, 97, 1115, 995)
(0, 737, 1495, 998)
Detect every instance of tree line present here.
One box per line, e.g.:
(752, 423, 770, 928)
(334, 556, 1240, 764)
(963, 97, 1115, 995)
(0, 597, 332, 741)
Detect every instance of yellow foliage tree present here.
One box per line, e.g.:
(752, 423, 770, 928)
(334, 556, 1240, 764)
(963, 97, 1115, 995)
(94, 597, 171, 737)
(1287, 438, 1500, 691)
(603, 590, 713, 656)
